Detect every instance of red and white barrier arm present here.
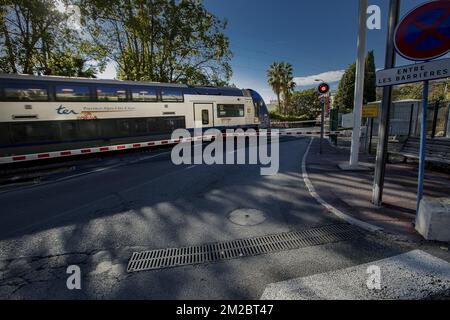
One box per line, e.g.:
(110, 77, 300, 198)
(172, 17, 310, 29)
(0, 129, 346, 164)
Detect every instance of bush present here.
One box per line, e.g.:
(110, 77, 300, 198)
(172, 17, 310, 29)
(269, 111, 312, 122)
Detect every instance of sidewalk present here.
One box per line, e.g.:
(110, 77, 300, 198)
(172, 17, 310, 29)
(305, 138, 450, 242)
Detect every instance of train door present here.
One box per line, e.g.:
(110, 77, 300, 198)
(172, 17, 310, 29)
(193, 103, 214, 128)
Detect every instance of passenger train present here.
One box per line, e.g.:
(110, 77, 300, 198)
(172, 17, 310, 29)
(0, 74, 270, 158)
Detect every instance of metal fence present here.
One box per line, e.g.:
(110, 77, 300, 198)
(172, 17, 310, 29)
(353, 100, 450, 139)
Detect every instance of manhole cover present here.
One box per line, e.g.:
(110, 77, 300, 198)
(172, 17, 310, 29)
(228, 208, 266, 226)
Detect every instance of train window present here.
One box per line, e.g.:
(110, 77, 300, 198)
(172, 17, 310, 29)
(217, 104, 245, 118)
(99, 119, 118, 138)
(165, 116, 185, 131)
(202, 110, 209, 125)
(96, 87, 127, 102)
(60, 121, 78, 141)
(11, 122, 59, 144)
(147, 118, 164, 134)
(0, 124, 11, 145)
(117, 119, 133, 136)
(134, 118, 148, 134)
(77, 121, 98, 139)
(3, 85, 48, 101)
(161, 88, 183, 102)
(55, 85, 90, 101)
(131, 87, 157, 102)
(253, 100, 261, 117)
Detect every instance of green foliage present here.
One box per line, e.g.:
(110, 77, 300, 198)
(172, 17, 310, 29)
(335, 50, 377, 113)
(280, 62, 296, 115)
(78, 0, 232, 85)
(269, 111, 311, 122)
(335, 62, 356, 113)
(1, 0, 231, 84)
(378, 80, 450, 102)
(290, 88, 322, 120)
(267, 62, 283, 113)
(267, 61, 295, 115)
(0, 0, 106, 76)
(364, 50, 376, 103)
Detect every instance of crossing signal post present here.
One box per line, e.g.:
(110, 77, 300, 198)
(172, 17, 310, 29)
(318, 83, 330, 154)
(318, 83, 330, 95)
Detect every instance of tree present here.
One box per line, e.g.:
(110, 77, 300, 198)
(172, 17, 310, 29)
(364, 50, 376, 104)
(280, 62, 295, 115)
(267, 61, 295, 115)
(267, 62, 283, 113)
(386, 80, 450, 102)
(335, 62, 356, 113)
(79, 0, 232, 85)
(335, 51, 377, 112)
(0, 0, 106, 76)
(291, 88, 322, 120)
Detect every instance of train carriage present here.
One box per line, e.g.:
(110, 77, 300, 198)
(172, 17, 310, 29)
(0, 74, 269, 159)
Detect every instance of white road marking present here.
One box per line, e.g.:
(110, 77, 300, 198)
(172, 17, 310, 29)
(260, 250, 450, 300)
(53, 164, 122, 182)
(127, 151, 172, 164)
(301, 137, 382, 232)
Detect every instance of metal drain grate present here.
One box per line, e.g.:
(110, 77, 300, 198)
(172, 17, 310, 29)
(127, 224, 363, 273)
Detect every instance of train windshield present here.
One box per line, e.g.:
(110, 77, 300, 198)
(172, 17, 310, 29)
(245, 89, 268, 118)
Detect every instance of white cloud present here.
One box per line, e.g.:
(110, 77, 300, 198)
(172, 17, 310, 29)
(293, 70, 345, 87)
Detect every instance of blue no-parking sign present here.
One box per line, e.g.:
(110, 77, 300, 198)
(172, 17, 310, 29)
(394, 0, 450, 61)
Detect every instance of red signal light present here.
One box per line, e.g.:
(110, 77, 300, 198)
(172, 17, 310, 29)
(318, 82, 330, 94)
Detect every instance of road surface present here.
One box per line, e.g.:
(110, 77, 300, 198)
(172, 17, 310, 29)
(0, 137, 448, 299)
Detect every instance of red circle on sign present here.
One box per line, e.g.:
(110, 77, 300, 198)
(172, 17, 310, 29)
(394, 0, 450, 61)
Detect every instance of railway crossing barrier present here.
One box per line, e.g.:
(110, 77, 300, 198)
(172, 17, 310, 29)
(0, 129, 348, 164)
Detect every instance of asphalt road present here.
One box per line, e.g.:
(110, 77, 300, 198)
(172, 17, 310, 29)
(0, 137, 441, 299)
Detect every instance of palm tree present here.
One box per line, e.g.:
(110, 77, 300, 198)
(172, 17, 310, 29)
(280, 62, 295, 115)
(267, 62, 283, 113)
(284, 79, 296, 115)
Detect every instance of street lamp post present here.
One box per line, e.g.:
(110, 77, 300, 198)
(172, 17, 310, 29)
(315, 79, 327, 154)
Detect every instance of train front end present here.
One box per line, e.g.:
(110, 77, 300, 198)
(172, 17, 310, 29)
(243, 89, 270, 129)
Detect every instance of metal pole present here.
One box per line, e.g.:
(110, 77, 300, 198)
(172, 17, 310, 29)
(320, 97, 325, 154)
(369, 117, 374, 154)
(408, 104, 414, 137)
(364, 117, 370, 153)
(372, 0, 401, 207)
(417, 80, 429, 213)
(335, 106, 339, 146)
(349, 0, 367, 166)
(431, 100, 440, 138)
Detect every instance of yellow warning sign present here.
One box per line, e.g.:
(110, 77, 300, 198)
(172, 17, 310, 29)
(362, 105, 378, 118)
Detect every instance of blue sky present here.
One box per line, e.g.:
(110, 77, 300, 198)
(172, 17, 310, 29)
(99, 0, 444, 102)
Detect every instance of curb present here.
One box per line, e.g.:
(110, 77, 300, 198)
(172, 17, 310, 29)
(301, 137, 383, 233)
